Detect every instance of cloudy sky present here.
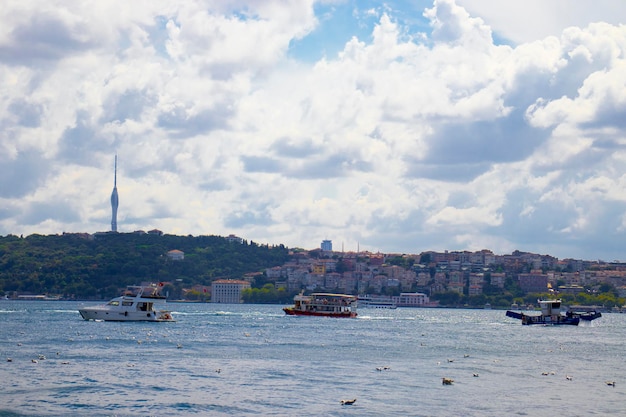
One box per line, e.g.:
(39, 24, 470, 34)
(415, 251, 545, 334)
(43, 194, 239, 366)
(1, 0, 626, 261)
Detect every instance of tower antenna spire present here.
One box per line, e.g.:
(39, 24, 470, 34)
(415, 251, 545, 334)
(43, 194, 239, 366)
(110, 154, 119, 232)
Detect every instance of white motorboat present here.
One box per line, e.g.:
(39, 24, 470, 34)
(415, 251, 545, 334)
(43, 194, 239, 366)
(79, 283, 175, 322)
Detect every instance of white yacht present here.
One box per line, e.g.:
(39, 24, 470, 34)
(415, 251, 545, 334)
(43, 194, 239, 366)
(79, 283, 174, 322)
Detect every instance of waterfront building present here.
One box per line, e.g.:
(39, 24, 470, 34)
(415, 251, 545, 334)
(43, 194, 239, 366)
(394, 292, 430, 307)
(211, 279, 251, 303)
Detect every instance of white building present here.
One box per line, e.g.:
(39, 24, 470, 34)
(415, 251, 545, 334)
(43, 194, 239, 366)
(226, 234, 244, 244)
(167, 249, 184, 261)
(211, 279, 251, 303)
(393, 292, 430, 307)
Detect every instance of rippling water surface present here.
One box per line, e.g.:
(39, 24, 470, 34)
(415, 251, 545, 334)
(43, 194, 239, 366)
(1, 301, 625, 416)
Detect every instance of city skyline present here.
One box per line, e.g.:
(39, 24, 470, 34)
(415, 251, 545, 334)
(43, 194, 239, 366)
(1, 1, 626, 261)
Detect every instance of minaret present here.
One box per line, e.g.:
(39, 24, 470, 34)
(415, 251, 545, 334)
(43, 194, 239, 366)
(110, 155, 119, 232)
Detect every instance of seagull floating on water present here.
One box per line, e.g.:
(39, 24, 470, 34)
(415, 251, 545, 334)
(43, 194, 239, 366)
(341, 398, 357, 405)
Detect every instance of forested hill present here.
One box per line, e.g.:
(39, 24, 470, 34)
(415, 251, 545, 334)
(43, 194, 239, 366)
(0, 233, 290, 300)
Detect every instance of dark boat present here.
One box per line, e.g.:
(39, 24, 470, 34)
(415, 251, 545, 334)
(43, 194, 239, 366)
(568, 306, 602, 321)
(505, 299, 600, 325)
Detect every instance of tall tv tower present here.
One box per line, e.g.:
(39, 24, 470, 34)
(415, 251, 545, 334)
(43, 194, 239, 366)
(110, 155, 119, 232)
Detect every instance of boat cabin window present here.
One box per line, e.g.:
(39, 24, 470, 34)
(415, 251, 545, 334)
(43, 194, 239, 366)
(137, 302, 152, 311)
(107, 301, 120, 306)
(122, 301, 133, 306)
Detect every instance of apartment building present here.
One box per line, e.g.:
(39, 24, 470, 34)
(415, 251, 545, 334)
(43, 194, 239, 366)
(518, 271, 548, 293)
(211, 279, 251, 303)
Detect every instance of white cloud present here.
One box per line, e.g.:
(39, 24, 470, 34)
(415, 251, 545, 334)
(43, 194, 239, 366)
(456, 0, 626, 45)
(1, 0, 626, 261)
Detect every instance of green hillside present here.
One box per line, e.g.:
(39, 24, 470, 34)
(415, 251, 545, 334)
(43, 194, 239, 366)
(0, 233, 290, 299)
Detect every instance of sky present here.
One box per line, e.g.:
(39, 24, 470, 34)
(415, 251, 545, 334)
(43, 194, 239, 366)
(1, 0, 626, 261)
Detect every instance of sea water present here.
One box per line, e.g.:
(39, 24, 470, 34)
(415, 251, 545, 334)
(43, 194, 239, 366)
(1, 301, 625, 416)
